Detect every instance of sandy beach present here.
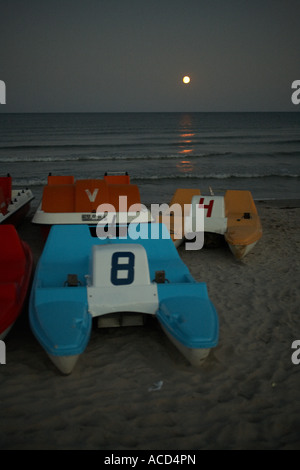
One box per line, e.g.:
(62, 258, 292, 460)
(1, 199, 300, 450)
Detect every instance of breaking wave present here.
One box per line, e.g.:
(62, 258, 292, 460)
(12, 172, 299, 187)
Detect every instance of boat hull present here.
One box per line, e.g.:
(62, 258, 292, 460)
(227, 240, 258, 260)
(32, 173, 152, 239)
(0, 324, 13, 341)
(159, 323, 211, 366)
(46, 353, 81, 375)
(0, 189, 34, 226)
(29, 224, 219, 373)
(156, 291, 218, 365)
(29, 289, 92, 374)
(170, 189, 262, 258)
(1, 200, 32, 226)
(0, 226, 33, 339)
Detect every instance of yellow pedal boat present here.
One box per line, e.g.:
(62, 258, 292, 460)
(159, 188, 262, 260)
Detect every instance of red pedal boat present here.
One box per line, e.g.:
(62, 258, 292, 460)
(0, 174, 34, 226)
(0, 225, 33, 340)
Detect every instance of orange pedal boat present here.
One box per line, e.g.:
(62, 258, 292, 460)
(160, 188, 262, 259)
(32, 172, 152, 236)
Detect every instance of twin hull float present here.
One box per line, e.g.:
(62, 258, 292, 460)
(164, 189, 262, 259)
(29, 223, 219, 374)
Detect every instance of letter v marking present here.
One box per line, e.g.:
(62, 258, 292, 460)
(85, 188, 99, 202)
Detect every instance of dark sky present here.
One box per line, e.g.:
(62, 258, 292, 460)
(0, 0, 299, 112)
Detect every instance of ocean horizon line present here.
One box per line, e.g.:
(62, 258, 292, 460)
(1, 110, 299, 115)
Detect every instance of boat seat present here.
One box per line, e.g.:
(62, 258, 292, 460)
(47, 175, 74, 185)
(104, 173, 130, 185)
(169, 188, 201, 209)
(41, 185, 75, 213)
(224, 190, 258, 217)
(108, 184, 141, 211)
(224, 190, 262, 245)
(157, 189, 201, 242)
(75, 179, 109, 212)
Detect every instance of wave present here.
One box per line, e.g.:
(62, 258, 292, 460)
(1, 149, 299, 164)
(0, 139, 253, 151)
(4, 151, 300, 164)
(134, 173, 300, 181)
(12, 172, 300, 187)
(0, 152, 233, 163)
(2, 136, 300, 151)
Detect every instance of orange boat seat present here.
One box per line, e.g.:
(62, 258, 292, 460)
(169, 188, 201, 209)
(41, 185, 75, 213)
(75, 179, 109, 212)
(224, 190, 258, 215)
(47, 175, 74, 185)
(40, 175, 141, 213)
(108, 184, 141, 211)
(158, 188, 201, 241)
(224, 190, 262, 246)
(104, 174, 130, 185)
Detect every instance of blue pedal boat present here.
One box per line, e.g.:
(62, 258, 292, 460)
(29, 223, 219, 374)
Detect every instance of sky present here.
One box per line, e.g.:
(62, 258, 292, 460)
(0, 0, 299, 112)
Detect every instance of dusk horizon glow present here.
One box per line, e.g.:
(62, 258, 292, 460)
(0, 0, 299, 113)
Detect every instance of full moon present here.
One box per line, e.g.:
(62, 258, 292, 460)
(183, 76, 191, 84)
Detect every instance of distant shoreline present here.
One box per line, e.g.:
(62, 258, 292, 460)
(1, 111, 300, 115)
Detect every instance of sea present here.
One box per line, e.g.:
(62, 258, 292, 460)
(0, 112, 299, 209)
